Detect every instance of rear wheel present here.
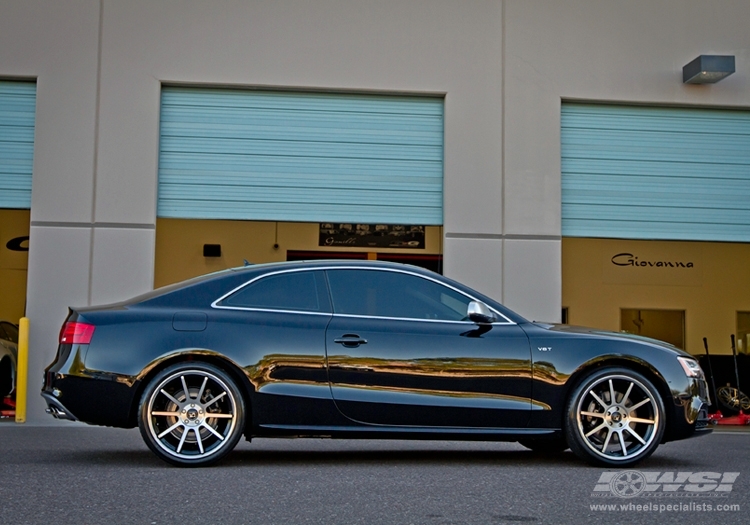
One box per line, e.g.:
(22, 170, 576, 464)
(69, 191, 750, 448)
(138, 362, 245, 467)
(565, 367, 665, 467)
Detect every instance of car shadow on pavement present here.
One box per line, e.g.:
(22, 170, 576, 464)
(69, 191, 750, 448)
(227, 451, 708, 470)
(7, 447, 710, 470)
(223, 448, 593, 468)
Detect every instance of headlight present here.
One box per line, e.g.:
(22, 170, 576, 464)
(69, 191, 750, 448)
(677, 356, 705, 379)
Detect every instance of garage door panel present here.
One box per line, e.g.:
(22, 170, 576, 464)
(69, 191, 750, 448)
(562, 103, 750, 242)
(564, 203, 749, 224)
(160, 200, 441, 224)
(158, 88, 444, 224)
(159, 185, 442, 207)
(562, 218, 750, 242)
(159, 171, 441, 193)
(0, 81, 36, 209)
(160, 136, 442, 162)
(159, 155, 440, 176)
(563, 159, 750, 180)
(563, 134, 750, 164)
(563, 176, 750, 207)
(563, 105, 750, 135)
(163, 111, 442, 139)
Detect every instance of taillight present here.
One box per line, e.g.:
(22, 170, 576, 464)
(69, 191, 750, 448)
(59, 322, 96, 344)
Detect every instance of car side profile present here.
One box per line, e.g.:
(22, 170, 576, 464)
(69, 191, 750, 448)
(42, 260, 711, 467)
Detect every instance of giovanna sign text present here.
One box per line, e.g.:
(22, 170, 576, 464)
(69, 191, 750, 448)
(611, 253, 694, 269)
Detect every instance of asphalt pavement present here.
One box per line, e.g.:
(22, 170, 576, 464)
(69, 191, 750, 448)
(0, 423, 748, 525)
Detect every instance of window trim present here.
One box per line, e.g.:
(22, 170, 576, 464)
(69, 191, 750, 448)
(211, 266, 515, 325)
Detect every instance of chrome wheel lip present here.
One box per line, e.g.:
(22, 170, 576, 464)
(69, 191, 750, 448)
(575, 374, 659, 462)
(146, 369, 238, 461)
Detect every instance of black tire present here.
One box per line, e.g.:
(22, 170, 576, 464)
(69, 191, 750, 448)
(0, 357, 12, 398)
(518, 438, 569, 454)
(564, 367, 665, 467)
(138, 361, 246, 467)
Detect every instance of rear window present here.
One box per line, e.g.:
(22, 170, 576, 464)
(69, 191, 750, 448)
(218, 270, 330, 313)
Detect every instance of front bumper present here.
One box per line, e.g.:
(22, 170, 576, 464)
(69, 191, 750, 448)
(667, 375, 712, 442)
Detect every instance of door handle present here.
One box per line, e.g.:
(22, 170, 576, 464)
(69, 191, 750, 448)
(334, 334, 368, 347)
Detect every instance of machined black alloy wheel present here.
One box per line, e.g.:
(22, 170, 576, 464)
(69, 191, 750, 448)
(138, 362, 245, 467)
(565, 368, 665, 466)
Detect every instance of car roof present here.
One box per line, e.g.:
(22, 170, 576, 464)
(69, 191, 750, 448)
(76, 259, 528, 324)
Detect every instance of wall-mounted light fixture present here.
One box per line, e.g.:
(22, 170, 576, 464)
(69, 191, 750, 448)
(203, 244, 221, 257)
(683, 55, 735, 84)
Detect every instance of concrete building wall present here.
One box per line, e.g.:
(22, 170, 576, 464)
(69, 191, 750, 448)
(1, 0, 101, 424)
(1, 0, 748, 422)
(502, 0, 750, 320)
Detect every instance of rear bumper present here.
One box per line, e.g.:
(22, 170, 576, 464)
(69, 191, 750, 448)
(42, 371, 140, 429)
(42, 337, 140, 428)
(41, 390, 78, 421)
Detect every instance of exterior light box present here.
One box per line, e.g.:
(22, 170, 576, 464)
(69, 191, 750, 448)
(683, 55, 735, 84)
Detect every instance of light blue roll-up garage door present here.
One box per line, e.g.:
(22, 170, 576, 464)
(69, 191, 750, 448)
(0, 81, 36, 209)
(562, 103, 750, 242)
(158, 88, 444, 224)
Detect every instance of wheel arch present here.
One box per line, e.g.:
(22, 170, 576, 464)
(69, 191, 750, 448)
(562, 357, 674, 441)
(127, 351, 255, 434)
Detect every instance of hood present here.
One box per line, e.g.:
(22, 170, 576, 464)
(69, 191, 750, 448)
(532, 322, 692, 357)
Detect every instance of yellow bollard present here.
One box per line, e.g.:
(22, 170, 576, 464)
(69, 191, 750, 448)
(15, 317, 29, 424)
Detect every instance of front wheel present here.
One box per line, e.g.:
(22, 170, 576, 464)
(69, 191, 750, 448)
(565, 368, 665, 467)
(138, 362, 246, 467)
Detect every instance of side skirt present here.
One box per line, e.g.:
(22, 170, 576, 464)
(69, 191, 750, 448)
(253, 424, 562, 442)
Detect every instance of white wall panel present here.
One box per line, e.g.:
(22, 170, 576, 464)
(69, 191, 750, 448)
(502, 239, 561, 322)
(90, 228, 155, 306)
(25, 226, 92, 424)
(443, 236, 503, 303)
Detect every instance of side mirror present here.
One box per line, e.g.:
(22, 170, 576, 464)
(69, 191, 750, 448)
(467, 301, 496, 324)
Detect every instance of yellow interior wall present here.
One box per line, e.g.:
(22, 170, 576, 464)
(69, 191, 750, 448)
(154, 218, 443, 288)
(620, 309, 685, 349)
(0, 209, 30, 322)
(562, 237, 750, 356)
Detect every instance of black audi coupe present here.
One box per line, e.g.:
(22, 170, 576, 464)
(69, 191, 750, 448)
(42, 260, 711, 467)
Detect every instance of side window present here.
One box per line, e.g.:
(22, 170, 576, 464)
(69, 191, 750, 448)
(326, 269, 473, 321)
(219, 271, 330, 313)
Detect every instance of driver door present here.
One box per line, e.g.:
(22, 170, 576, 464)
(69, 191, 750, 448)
(324, 268, 532, 428)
